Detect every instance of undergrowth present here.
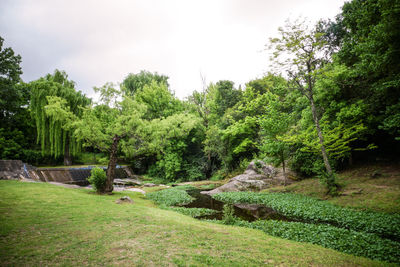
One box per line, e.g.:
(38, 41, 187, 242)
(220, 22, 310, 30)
(213, 191, 400, 240)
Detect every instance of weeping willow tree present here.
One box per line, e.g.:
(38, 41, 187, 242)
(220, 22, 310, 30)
(30, 70, 90, 165)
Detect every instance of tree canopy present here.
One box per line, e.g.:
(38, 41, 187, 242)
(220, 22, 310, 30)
(1, 0, 399, 194)
(29, 70, 91, 165)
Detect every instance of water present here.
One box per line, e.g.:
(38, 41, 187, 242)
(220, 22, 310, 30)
(184, 189, 293, 222)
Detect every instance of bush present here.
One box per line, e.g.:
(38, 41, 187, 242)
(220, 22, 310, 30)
(213, 191, 400, 240)
(222, 204, 236, 225)
(88, 167, 107, 193)
(290, 149, 323, 176)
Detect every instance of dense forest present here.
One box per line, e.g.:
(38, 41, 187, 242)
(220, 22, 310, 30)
(1, 0, 399, 194)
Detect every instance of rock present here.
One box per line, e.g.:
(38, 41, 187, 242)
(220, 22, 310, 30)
(143, 183, 157, 187)
(340, 188, 363, 196)
(202, 161, 295, 195)
(370, 170, 382, 179)
(233, 203, 285, 220)
(125, 188, 146, 195)
(113, 178, 142, 186)
(115, 196, 133, 204)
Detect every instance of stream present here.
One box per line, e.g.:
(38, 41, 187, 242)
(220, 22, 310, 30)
(184, 189, 293, 222)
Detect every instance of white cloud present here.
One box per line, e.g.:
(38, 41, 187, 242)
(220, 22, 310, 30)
(0, 0, 345, 99)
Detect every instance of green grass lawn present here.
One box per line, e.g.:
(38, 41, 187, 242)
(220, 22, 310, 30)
(0, 181, 387, 266)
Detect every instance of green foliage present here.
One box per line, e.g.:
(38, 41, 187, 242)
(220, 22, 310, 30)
(147, 188, 194, 206)
(222, 204, 236, 225)
(140, 112, 205, 182)
(329, 0, 400, 147)
(206, 80, 242, 121)
(134, 80, 183, 120)
(122, 70, 169, 96)
(290, 149, 324, 176)
(210, 171, 225, 181)
(0, 36, 23, 120)
(29, 70, 90, 160)
(213, 191, 400, 240)
(88, 167, 107, 193)
(259, 92, 293, 171)
(229, 219, 400, 263)
(0, 36, 39, 162)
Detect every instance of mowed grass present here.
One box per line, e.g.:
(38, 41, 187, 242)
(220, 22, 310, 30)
(265, 163, 400, 214)
(0, 181, 387, 266)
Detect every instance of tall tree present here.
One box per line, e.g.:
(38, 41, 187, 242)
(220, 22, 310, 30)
(269, 19, 338, 192)
(259, 92, 293, 181)
(29, 70, 90, 165)
(0, 36, 23, 125)
(122, 70, 169, 96)
(46, 83, 145, 193)
(0, 36, 35, 161)
(332, 0, 400, 145)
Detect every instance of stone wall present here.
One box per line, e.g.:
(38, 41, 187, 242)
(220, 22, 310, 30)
(0, 160, 133, 185)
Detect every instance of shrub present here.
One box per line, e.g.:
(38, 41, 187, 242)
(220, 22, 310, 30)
(213, 191, 400, 240)
(222, 204, 236, 225)
(88, 167, 107, 193)
(290, 149, 323, 176)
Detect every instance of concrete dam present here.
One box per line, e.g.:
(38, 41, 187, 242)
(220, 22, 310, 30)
(0, 160, 133, 185)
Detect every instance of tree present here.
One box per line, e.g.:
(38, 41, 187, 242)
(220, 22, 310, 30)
(133, 80, 183, 120)
(0, 36, 23, 123)
(335, 0, 400, 147)
(46, 83, 145, 193)
(122, 70, 169, 96)
(0, 36, 33, 161)
(29, 70, 91, 165)
(269, 19, 338, 193)
(259, 92, 293, 182)
(141, 112, 204, 182)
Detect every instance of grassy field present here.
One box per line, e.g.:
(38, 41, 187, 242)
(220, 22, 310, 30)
(0, 181, 387, 266)
(264, 163, 400, 214)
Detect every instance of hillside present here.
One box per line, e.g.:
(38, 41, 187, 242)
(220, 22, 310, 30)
(0, 180, 387, 266)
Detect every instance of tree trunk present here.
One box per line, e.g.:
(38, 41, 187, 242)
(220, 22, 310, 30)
(281, 151, 287, 186)
(105, 135, 120, 193)
(64, 136, 72, 166)
(309, 96, 333, 175)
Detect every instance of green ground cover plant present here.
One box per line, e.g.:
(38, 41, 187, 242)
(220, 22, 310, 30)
(146, 187, 194, 206)
(1, 181, 384, 266)
(212, 218, 400, 264)
(147, 186, 218, 218)
(213, 192, 400, 240)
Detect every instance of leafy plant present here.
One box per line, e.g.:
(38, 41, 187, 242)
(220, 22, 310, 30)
(222, 204, 236, 225)
(213, 191, 400, 240)
(88, 167, 107, 193)
(147, 188, 193, 206)
(217, 218, 400, 263)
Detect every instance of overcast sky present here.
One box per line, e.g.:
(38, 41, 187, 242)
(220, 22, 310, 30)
(1, 0, 346, 99)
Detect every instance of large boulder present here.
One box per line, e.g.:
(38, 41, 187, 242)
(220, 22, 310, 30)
(202, 161, 294, 195)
